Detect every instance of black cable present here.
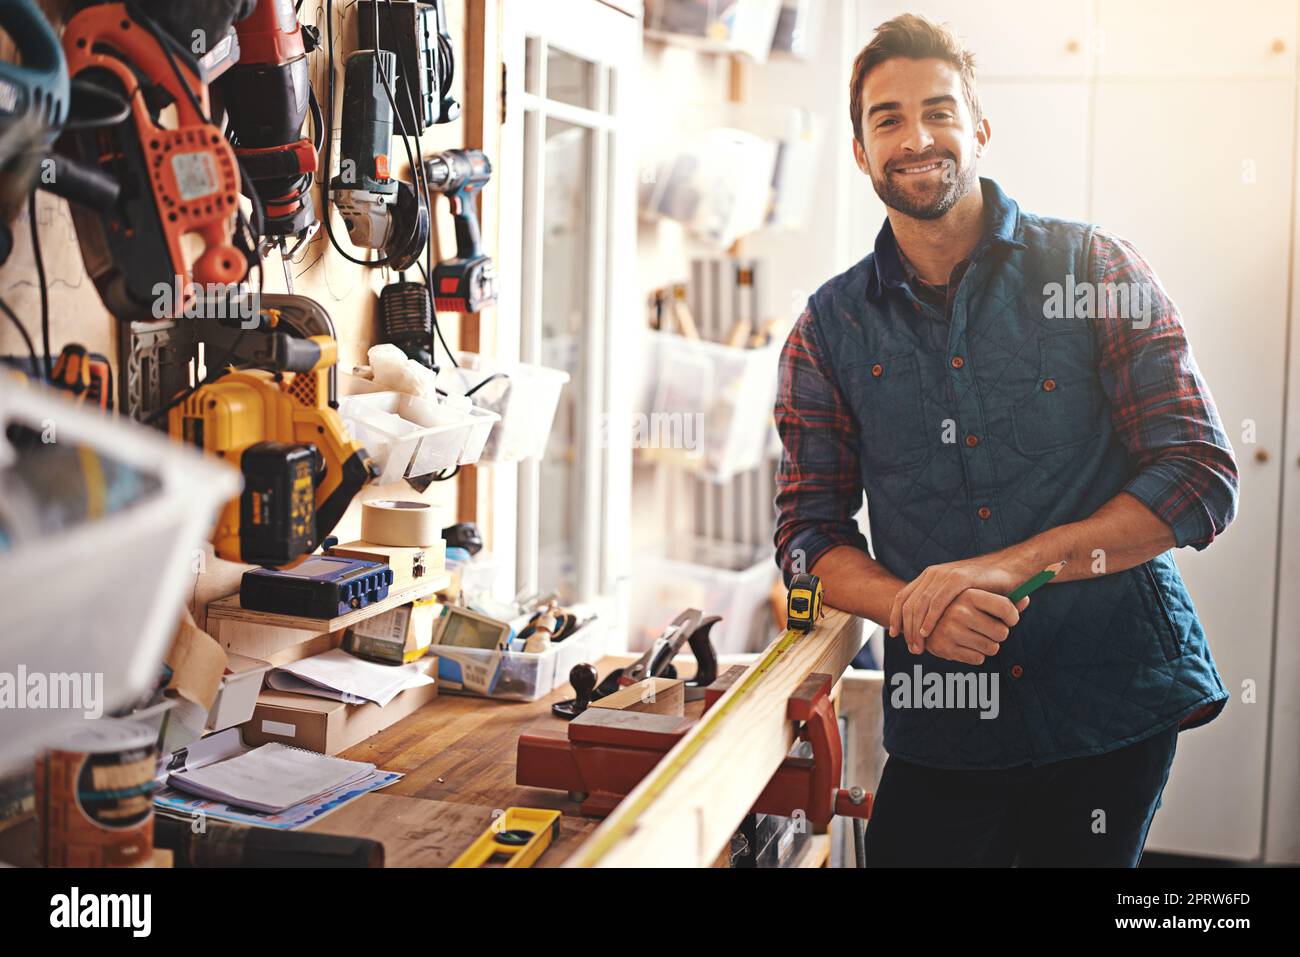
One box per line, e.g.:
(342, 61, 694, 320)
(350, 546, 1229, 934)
(463, 371, 509, 398)
(417, 261, 458, 367)
(28, 192, 50, 380)
(143, 332, 249, 427)
(320, 0, 403, 268)
(63, 78, 132, 132)
(0, 294, 40, 374)
(381, 0, 447, 367)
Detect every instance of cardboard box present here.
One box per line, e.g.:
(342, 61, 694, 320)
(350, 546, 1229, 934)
(241, 680, 438, 755)
(345, 598, 438, 664)
(329, 540, 446, 592)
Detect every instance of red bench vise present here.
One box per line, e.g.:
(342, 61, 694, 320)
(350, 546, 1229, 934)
(517, 666, 872, 828)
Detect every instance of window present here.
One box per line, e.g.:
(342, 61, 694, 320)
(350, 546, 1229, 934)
(498, 1, 638, 625)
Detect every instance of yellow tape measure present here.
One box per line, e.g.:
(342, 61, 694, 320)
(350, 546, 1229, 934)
(451, 807, 562, 868)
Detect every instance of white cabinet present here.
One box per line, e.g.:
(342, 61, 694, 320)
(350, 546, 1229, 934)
(1096, 0, 1296, 78)
(1091, 80, 1293, 860)
(978, 81, 1091, 221)
(863, 1, 1094, 77)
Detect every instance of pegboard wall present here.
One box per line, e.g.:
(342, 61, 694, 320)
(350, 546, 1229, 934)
(0, 0, 497, 623)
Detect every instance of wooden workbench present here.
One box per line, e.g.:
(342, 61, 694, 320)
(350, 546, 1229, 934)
(303, 656, 659, 867)
(0, 652, 839, 868)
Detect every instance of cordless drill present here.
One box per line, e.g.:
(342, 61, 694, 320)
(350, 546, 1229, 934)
(423, 150, 496, 314)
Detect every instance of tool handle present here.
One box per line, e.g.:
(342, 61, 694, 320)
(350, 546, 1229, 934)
(41, 154, 121, 212)
(452, 193, 483, 259)
(688, 618, 720, 687)
(0, 0, 69, 144)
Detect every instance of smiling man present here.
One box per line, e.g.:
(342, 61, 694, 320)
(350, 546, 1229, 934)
(773, 14, 1238, 866)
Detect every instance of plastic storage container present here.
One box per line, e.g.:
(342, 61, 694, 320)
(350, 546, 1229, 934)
(640, 331, 781, 482)
(0, 378, 239, 776)
(433, 619, 608, 702)
(630, 537, 777, 654)
(340, 391, 495, 485)
(437, 353, 570, 462)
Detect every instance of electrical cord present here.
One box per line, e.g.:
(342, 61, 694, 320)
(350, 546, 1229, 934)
(142, 331, 249, 427)
(380, 0, 458, 371)
(63, 78, 132, 132)
(0, 293, 39, 374)
(320, 0, 406, 268)
(417, 261, 459, 366)
(27, 192, 50, 380)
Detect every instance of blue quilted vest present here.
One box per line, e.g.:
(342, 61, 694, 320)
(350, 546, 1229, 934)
(808, 179, 1228, 769)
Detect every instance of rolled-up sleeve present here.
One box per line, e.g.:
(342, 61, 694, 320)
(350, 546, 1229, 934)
(773, 308, 869, 583)
(1092, 231, 1239, 549)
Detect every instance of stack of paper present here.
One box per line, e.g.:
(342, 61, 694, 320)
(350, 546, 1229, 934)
(268, 648, 435, 707)
(166, 743, 374, 814)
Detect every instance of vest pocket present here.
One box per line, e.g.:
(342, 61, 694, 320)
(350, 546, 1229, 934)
(843, 353, 929, 473)
(1136, 560, 1183, 662)
(1012, 331, 1105, 455)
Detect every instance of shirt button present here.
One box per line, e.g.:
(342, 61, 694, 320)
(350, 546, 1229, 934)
(871, 363, 884, 378)
(950, 356, 965, 369)
(1010, 664, 1024, 679)
(965, 434, 979, 448)
(1043, 378, 1057, 392)
(977, 506, 992, 520)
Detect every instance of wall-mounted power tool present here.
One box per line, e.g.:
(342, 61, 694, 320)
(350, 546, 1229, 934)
(57, 2, 249, 321)
(423, 149, 496, 314)
(0, 0, 70, 265)
(167, 329, 376, 567)
(218, 0, 324, 291)
(329, 49, 428, 272)
(356, 0, 460, 134)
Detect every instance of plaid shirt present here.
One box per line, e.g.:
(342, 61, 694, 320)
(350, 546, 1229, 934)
(774, 225, 1239, 580)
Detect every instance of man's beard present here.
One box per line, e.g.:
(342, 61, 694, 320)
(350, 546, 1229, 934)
(870, 152, 977, 221)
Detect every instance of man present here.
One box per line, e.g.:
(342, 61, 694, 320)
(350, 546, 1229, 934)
(773, 14, 1238, 867)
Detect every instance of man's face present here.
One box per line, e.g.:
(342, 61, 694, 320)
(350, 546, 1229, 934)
(853, 57, 989, 220)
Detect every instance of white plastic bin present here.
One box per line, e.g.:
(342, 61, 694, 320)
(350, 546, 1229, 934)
(457, 406, 501, 467)
(0, 379, 239, 775)
(340, 391, 484, 485)
(640, 331, 781, 482)
(630, 538, 777, 654)
(437, 353, 570, 462)
(433, 619, 608, 702)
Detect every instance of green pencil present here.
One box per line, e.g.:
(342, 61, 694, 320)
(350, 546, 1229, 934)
(1007, 560, 1068, 602)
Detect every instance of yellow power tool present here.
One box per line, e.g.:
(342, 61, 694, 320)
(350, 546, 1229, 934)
(168, 331, 375, 567)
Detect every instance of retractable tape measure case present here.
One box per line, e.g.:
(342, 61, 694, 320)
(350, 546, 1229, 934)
(240, 556, 394, 619)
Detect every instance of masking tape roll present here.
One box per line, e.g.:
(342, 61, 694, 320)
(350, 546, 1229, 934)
(361, 500, 441, 547)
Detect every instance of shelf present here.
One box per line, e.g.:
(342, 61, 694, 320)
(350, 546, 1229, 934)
(205, 573, 450, 634)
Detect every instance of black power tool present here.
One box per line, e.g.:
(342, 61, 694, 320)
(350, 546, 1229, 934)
(329, 49, 427, 272)
(218, 0, 324, 286)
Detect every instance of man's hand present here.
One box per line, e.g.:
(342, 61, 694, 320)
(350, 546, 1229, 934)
(889, 559, 1025, 649)
(902, 589, 1030, 664)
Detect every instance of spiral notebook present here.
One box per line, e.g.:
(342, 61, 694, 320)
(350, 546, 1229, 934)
(166, 742, 375, 814)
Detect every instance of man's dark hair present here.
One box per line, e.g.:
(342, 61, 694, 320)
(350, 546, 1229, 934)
(849, 14, 981, 146)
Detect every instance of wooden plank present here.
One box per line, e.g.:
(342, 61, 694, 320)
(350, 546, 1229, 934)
(204, 574, 449, 634)
(589, 677, 684, 715)
(566, 610, 863, 867)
